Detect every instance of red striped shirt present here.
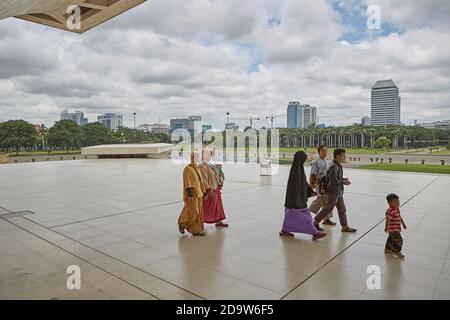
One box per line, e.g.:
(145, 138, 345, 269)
(386, 207, 402, 233)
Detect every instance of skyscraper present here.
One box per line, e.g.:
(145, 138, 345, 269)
(170, 116, 202, 134)
(97, 113, 123, 131)
(225, 122, 239, 130)
(60, 110, 88, 125)
(361, 116, 371, 126)
(287, 102, 317, 129)
(417, 120, 450, 130)
(371, 80, 401, 127)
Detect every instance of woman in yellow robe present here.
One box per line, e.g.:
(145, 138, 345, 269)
(178, 152, 206, 236)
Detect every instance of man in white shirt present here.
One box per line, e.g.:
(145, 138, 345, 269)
(309, 145, 335, 230)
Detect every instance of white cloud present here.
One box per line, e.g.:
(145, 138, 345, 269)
(30, 102, 60, 115)
(0, 0, 449, 128)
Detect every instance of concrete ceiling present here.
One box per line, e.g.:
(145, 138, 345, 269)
(0, 0, 147, 33)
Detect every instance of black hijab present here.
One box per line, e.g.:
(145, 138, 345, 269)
(284, 151, 311, 209)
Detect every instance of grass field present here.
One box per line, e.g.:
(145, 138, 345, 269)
(431, 149, 450, 155)
(278, 147, 398, 154)
(401, 147, 450, 155)
(8, 150, 82, 157)
(279, 158, 294, 165)
(226, 147, 401, 154)
(356, 163, 450, 174)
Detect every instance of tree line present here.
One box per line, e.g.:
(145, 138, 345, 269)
(278, 125, 450, 149)
(0, 119, 171, 155)
(1, 119, 449, 155)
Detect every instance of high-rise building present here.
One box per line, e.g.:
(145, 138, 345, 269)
(202, 124, 212, 132)
(287, 102, 317, 129)
(150, 124, 170, 135)
(361, 116, 371, 126)
(371, 80, 401, 126)
(97, 113, 123, 131)
(417, 120, 450, 130)
(170, 116, 202, 134)
(60, 110, 88, 125)
(136, 124, 152, 132)
(225, 122, 239, 130)
(137, 123, 170, 135)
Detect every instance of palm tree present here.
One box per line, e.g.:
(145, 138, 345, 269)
(360, 126, 366, 148)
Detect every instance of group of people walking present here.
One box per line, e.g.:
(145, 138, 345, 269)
(177, 145, 357, 239)
(279, 146, 406, 259)
(178, 150, 228, 236)
(178, 146, 406, 259)
(280, 146, 357, 240)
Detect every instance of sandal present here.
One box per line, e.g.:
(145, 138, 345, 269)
(279, 231, 294, 237)
(323, 220, 337, 226)
(341, 226, 357, 233)
(314, 223, 325, 232)
(216, 222, 229, 228)
(313, 232, 327, 240)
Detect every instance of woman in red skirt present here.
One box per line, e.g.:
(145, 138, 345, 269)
(198, 150, 228, 227)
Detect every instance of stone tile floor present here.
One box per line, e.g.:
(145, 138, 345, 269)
(1, 159, 450, 300)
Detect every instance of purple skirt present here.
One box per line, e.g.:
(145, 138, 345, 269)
(281, 207, 318, 236)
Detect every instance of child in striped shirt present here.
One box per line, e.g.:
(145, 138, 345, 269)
(384, 193, 407, 258)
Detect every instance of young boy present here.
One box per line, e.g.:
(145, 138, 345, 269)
(384, 193, 407, 258)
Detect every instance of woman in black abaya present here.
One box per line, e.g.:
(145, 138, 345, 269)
(280, 151, 327, 240)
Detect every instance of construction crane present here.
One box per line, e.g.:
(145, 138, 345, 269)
(226, 113, 261, 128)
(266, 114, 287, 129)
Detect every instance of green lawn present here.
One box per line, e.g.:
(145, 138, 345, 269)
(356, 163, 450, 174)
(8, 150, 81, 157)
(224, 147, 399, 154)
(278, 147, 399, 154)
(279, 158, 294, 165)
(403, 147, 450, 155)
(431, 149, 450, 155)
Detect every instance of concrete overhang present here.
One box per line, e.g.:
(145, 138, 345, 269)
(81, 143, 174, 159)
(0, 0, 147, 33)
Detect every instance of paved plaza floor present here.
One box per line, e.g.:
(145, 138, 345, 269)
(1, 159, 450, 300)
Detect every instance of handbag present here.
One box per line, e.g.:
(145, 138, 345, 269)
(319, 175, 328, 194)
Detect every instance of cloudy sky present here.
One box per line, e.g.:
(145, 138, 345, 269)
(0, 0, 449, 129)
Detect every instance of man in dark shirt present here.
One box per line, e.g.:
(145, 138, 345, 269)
(314, 148, 357, 233)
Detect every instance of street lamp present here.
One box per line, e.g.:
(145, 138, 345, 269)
(383, 104, 387, 131)
(133, 112, 137, 130)
(41, 124, 46, 150)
